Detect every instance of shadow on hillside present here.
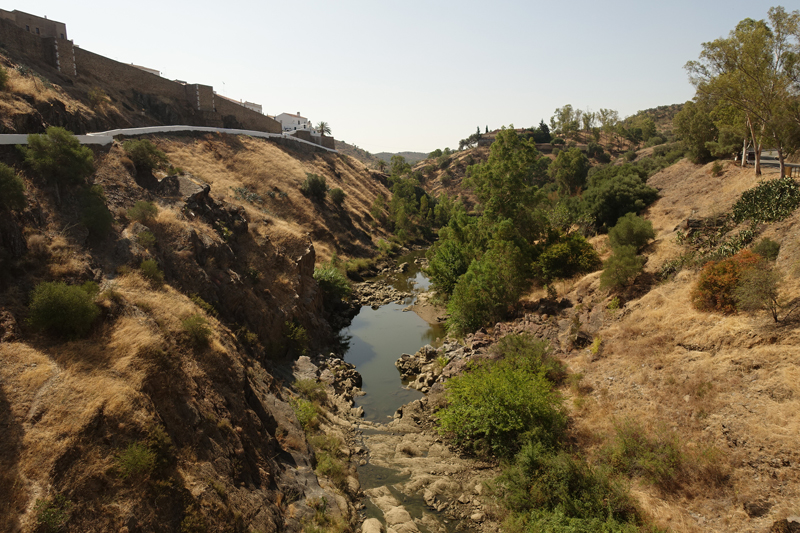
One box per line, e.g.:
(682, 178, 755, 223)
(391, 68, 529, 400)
(0, 384, 24, 532)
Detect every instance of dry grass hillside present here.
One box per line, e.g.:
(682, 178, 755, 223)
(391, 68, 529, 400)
(0, 124, 394, 531)
(553, 160, 800, 532)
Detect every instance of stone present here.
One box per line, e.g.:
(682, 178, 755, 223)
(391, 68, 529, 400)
(470, 512, 485, 522)
(362, 518, 384, 533)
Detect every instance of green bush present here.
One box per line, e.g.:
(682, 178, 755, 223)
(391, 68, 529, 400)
(182, 314, 211, 346)
(290, 397, 319, 432)
(600, 246, 645, 289)
(710, 161, 724, 177)
(329, 187, 346, 206)
(0, 65, 8, 91)
(752, 237, 780, 261)
(690, 249, 761, 313)
(136, 230, 156, 249)
(437, 338, 566, 458)
(117, 442, 156, 479)
(127, 200, 158, 223)
(0, 162, 26, 211)
(80, 185, 114, 239)
(608, 212, 655, 250)
(294, 378, 328, 403)
(21, 127, 94, 186)
(492, 334, 566, 384)
(447, 241, 530, 335)
(498, 442, 639, 530)
(88, 87, 110, 109)
(28, 281, 100, 338)
(300, 173, 328, 200)
(734, 266, 783, 322)
(583, 171, 659, 229)
(140, 259, 164, 285)
(534, 232, 601, 281)
(34, 494, 73, 532)
(284, 320, 309, 356)
(732, 176, 800, 224)
(123, 139, 168, 173)
(313, 262, 351, 304)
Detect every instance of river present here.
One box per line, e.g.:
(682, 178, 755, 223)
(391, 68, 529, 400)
(343, 251, 445, 422)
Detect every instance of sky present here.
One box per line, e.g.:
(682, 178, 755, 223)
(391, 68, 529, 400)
(15, 0, 793, 153)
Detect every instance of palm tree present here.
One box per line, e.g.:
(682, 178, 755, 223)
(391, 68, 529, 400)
(377, 160, 387, 172)
(316, 121, 331, 136)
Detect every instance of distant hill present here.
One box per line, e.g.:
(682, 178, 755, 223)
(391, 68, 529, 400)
(374, 151, 428, 165)
(334, 139, 383, 168)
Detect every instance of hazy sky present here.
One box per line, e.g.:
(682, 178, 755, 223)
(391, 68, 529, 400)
(16, 1, 791, 153)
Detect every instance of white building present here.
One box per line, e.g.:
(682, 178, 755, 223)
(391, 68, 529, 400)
(276, 112, 311, 132)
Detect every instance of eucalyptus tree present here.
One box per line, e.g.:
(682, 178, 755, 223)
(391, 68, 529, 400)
(686, 6, 800, 176)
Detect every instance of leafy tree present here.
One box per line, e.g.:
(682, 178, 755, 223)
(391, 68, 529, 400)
(376, 159, 387, 172)
(686, 7, 800, 176)
(548, 147, 590, 195)
(0, 163, 26, 211)
(21, 127, 94, 202)
(600, 245, 645, 289)
(28, 281, 100, 338)
(583, 167, 659, 229)
(316, 121, 331, 136)
(389, 155, 411, 179)
(123, 139, 168, 173)
(674, 99, 717, 163)
(467, 127, 548, 228)
(447, 241, 530, 335)
(608, 212, 655, 250)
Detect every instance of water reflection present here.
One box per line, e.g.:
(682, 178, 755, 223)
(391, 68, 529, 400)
(344, 250, 445, 422)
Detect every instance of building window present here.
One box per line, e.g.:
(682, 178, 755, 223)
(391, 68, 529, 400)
(36, 27, 40, 35)
(60, 33, 64, 39)
(25, 25, 30, 31)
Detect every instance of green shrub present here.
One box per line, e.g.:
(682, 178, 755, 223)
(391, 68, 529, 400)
(690, 249, 761, 313)
(182, 314, 211, 346)
(117, 442, 157, 479)
(498, 442, 639, 530)
(600, 245, 645, 289)
(123, 139, 168, 173)
(710, 161, 724, 177)
(284, 320, 308, 356)
(28, 281, 100, 338)
(608, 212, 654, 250)
(0, 163, 26, 211)
(437, 339, 566, 458)
(0, 65, 8, 91)
(290, 397, 319, 432)
(189, 293, 217, 316)
(136, 230, 156, 249)
(624, 150, 637, 162)
(294, 378, 327, 403)
(139, 259, 164, 285)
(313, 262, 351, 304)
(583, 171, 659, 229)
(314, 450, 347, 489)
(127, 200, 158, 223)
(88, 87, 110, 109)
(300, 173, 328, 200)
(551, 137, 565, 145)
(492, 334, 566, 384)
(752, 237, 780, 261)
(534, 233, 601, 281)
(21, 127, 94, 187)
(732, 176, 800, 224)
(329, 187, 346, 206)
(34, 494, 73, 532)
(80, 185, 114, 239)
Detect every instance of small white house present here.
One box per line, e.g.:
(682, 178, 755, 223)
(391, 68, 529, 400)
(276, 112, 311, 132)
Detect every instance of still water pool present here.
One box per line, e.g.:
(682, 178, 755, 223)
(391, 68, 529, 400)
(343, 253, 444, 422)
